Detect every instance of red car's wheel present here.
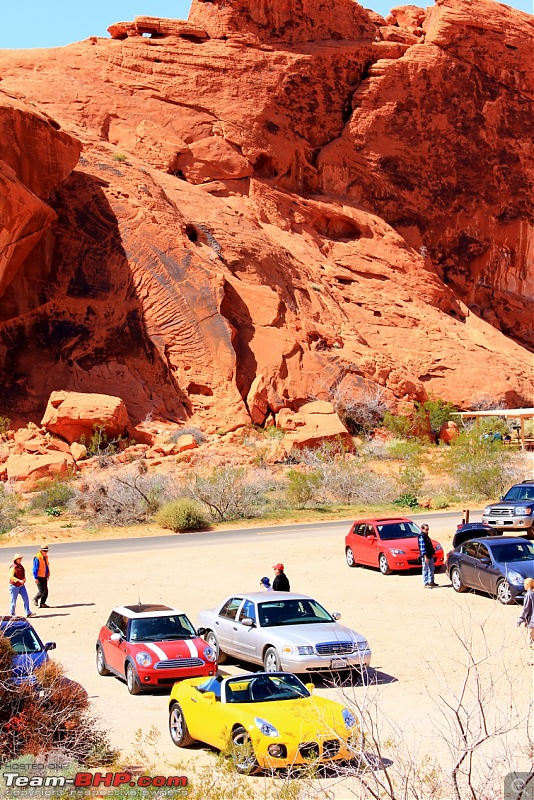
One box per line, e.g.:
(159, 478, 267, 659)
(346, 547, 358, 568)
(378, 553, 392, 575)
(125, 663, 141, 695)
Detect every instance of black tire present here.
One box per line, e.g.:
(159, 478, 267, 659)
(96, 643, 110, 676)
(231, 726, 260, 774)
(450, 567, 467, 593)
(263, 646, 281, 672)
(346, 547, 358, 568)
(205, 630, 227, 664)
(169, 702, 195, 747)
(125, 663, 141, 695)
(378, 553, 392, 575)
(496, 579, 515, 605)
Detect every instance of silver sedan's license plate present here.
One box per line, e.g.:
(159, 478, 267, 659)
(331, 658, 348, 669)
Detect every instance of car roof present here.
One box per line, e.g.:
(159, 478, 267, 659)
(0, 616, 31, 628)
(462, 536, 531, 546)
(113, 604, 187, 618)
(222, 592, 317, 602)
(351, 517, 412, 525)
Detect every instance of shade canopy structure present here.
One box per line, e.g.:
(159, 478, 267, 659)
(452, 408, 534, 451)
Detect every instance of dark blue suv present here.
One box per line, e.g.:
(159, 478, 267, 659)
(0, 616, 56, 683)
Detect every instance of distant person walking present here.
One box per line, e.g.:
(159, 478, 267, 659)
(272, 563, 290, 592)
(33, 545, 50, 608)
(517, 577, 534, 660)
(9, 554, 33, 617)
(418, 524, 437, 588)
(259, 577, 273, 591)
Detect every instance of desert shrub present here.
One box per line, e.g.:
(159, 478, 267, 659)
(393, 493, 419, 509)
(322, 379, 389, 436)
(168, 426, 207, 445)
(80, 425, 125, 467)
(286, 470, 323, 508)
(0, 486, 20, 534)
(156, 499, 208, 531)
(69, 467, 169, 526)
(29, 477, 76, 511)
(185, 466, 271, 521)
(386, 440, 424, 462)
(395, 464, 425, 498)
(0, 416, 11, 436)
(442, 429, 528, 499)
(383, 399, 457, 441)
(432, 496, 450, 509)
(382, 411, 412, 439)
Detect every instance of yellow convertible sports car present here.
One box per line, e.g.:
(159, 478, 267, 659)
(168, 671, 359, 773)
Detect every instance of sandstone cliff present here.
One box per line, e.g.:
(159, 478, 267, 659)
(0, 0, 532, 431)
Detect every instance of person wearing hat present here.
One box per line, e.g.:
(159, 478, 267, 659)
(272, 563, 290, 592)
(33, 545, 51, 608)
(9, 554, 34, 617)
(259, 577, 273, 592)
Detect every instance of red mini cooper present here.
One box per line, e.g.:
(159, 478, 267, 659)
(96, 604, 216, 694)
(345, 517, 444, 575)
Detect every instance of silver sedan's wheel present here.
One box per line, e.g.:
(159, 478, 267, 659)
(205, 630, 227, 664)
(497, 579, 514, 605)
(96, 644, 110, 676)
(346, 547, 357, 568)
(450, 567, 467, 593)
(231, 726, 260, 774)
(126, 663, 141, 695)
(263, 647, 281, 672)
(169, 702, 195, 747)
(379, 553, 392, 575)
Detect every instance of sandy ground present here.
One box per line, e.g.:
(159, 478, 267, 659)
(1, 513, 532, 799)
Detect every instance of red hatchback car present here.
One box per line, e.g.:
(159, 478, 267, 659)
(345, 517, 444, 575)
(96, 604, 216, 694)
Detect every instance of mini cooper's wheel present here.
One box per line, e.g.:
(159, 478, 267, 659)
(346, 547, 358, 568)
(169, 702, 195, 747)
(497, 579, 514, 605)
(205, 630, 227, 664)
(125, 663, 141, 695)
(263, 647, 281, 672)
(450, 567, 467, 593)
(379, 553, 392, 575)
(96, 643, 110, 676)
(231, 726, 260, 774)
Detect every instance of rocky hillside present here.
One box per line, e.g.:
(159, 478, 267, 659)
(0, 0, 532, 432)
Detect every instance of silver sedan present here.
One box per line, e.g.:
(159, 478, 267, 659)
(197, 592, 371, 675)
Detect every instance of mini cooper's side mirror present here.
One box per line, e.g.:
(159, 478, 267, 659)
(332, 612, 341, 620)
(241, 617, 254, 627)
(197, 627, 206, 637)
(110, 633, 122, 643)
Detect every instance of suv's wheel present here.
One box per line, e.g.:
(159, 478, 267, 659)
(346, 547, 358, 568)
(379, 553, 392, 575)
(125, 663, 141, 695)
(169, 702, 195, 747)
(450, 567, 467, 593)
(496, 579, 514, 605)
(96, 643, 110, 676)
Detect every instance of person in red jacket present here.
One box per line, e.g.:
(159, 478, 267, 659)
(33, 545, 51, 608)
(9, 554, 33, 617)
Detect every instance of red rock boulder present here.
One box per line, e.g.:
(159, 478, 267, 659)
(41, 391, 130, 445)
(281, 401, 352, 455)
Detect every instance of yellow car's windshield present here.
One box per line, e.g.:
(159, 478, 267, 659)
(224, 674, 310, 703)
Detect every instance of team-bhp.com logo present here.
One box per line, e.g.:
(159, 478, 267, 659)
(3, 771, 188, 791)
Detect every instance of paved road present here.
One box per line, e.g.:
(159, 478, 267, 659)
(0, 509, 481, 561)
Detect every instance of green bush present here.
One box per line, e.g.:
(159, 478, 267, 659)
(0, 486, 20, 533)
(443, 429, 525, 499)
(432, 496, 451, 509)
(185, 466, 270, 522)
(286, 469, 322, 508)
(30, 477, 75, 510)
(156, 499, 208, 532)
(387, 440, 424, 462)
(393, 493, 419, 509)
(396, 464, 425, 497)
(0, 416, 11, 435)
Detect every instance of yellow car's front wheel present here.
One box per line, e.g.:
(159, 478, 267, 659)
(169, 702, 195, 747)
(231, 726, 261, 775)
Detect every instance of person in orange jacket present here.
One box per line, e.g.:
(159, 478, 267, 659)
(33, 545, 50, 608)
(9, 554, 33, 617)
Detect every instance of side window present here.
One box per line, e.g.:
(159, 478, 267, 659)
(219, 598, 243, 620)
(353, 524, 367, 537)
(107, 612, 122, 634)
(239, 600, 256, 623)
(117, 616, 128, 637)
(477, 543, 490, 561)
(465, 542, 479, 559)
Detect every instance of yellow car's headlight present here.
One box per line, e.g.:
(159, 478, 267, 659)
(254, 717, 279, 737)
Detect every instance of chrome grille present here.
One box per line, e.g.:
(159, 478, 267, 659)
(154, 657, 204, 669)
(488, 508, 513, 517)
(315, 641, 355, 656)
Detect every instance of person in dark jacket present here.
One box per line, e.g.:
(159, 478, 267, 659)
(33, 545, 50, 608)
(418, 524, 437, 588)
(517, 577, 534, 660)
(9, 554, 33, 617)
(272, 563, 290, 592)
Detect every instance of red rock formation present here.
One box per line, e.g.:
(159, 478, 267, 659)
(41, 391, 130, 445)
(0, 0, 532, 436)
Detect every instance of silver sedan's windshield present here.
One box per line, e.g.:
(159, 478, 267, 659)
(258, 599, 332, 628)
(225, 673, 310, 703)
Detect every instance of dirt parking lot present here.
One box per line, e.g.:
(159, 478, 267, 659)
(1, 513, 532, 798)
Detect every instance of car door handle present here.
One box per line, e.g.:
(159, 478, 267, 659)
(215, 621, 219, 626)
(233, 627, 238, 631)
(191, 698, 197, 703)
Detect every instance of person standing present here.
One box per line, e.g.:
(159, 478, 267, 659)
(272, 563, 290, 592)
(259, 577, 273, 591)
(33, 545, 50, 608)
(418, 524, 437, 588)
(517, 577, 534, 660)
(9, 554, 33, 617)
